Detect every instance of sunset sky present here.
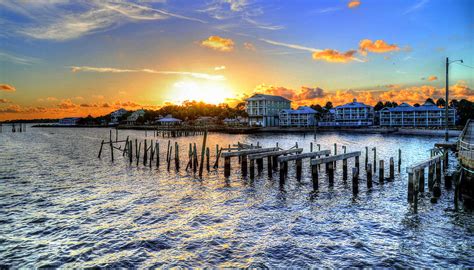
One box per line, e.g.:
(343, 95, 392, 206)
(0, 0, 473, 120)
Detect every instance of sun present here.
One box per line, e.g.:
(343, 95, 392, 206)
(168, 79, 235, 104)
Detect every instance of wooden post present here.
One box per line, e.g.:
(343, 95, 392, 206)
(167, 146, 172, 171)
(367, 163, 372, 189)
(334, 143, 337, 155)
(328, 161, 334, 185)
(342, 146, 346, 153)
(373, 147, 377, 172)
(311, 165, 319, 191)
(413, 171, 419, 212)
(98, 140, 104, 158)
(156, 142, 160, 167)
(175, 143, 180, 171)
(428, 164, 434, 191)
(135, 139, 138, 163)
(443, 150, 448, 171)
(143, 140, 148, 166)
(250, 159, 255, 179)
(109, 140, 114, 162)
(408, 172, 414, 202)
(398, 149, 401, 172)
(389, 157, 394, 179)
(342, 158, 348, 181)
(296, 158, 302, 181)
(310, 142, 313, 152)
(109, 129, 112, 143)
(379, 160, 384, 183)
(435, 160, 441, 185)
(241, 155, 248, 177)
(193, 143, 198, 173)
(257, 158, 263, 173)
(129, 141, 133, 164)
(317, 144, 321, 151)
(206, 147, 210, 172)
(224, 156, 231, 178)
(355, 156, 360, 171)
(418, 168, 424, 192)
(352, 167, 359, 195)
(115, 129, 118, 142)
(267, 156, 272, 178)
(279, 162, 285, 186)
(272, 155, 278, 170)
(166, 140, 170, 162)
(365, 146, 368, 170)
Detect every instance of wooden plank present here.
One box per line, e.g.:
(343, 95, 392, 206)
(278, 150, 331, 162)
(406, 155, 442, 173)
(311, 151, 361, 165)
(248, 148, 303, 160)
(221, 147, 279, 158)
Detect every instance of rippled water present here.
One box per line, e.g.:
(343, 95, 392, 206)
(0, 127, 472, 268)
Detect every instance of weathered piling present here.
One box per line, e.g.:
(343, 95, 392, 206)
(250, 159, 255, 179)
(367, 163, 372, 189)
(296, 158, 302, 181)
(398, 149, 401, 172)
(167, 146, 172, 171)
(310, 142, 313, 152)
(372, 147, 377, 172)
(389, 157, 394, 179)
(279, 161, 285, 185)
(224, 156, 231, 177)
(342, 158, 348, 181)
(137, 142, 141, 166)
(257, 158, 263, 174)
(109, 140, 114, 162)
(379, 160, 384, 183)
(241, 154, 248, 177)
(311, 163, 319, 191)
(175, 143, 180, 171)
(166, 140, 170, 162)
(98, 140, 104, 158)
(199, 131, 207, 177)
(143, 140, 148, 166)
(193, 143, 198, 173)
(365, 146, 369, 170)
(129, 141, 133, 164)
(352, 167, 359, 195)
(428, 164, 434, 191)
(418, 168, 424, 192)
(123, 136, 129, 157)
(267, 156, 272, 178)
(408, 171, 414, 202)
(328, 161, 334, 185)
(435, 159, 441, 184)
(156, 142, 160, 167)
(206, 147, 210, 172)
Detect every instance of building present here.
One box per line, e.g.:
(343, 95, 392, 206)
(245, 94, 291, 127)
(155, 114, 182, 126)
(279, 106, 318, 127)
(379, 101, 456, 127)
(125, 109, 145, 125)
(109, 108, 128, 125)
(334, 99, 374, 126)
(58, 117, 81, 126)
(223, 116, 247, 126)
(318, 109, 336, 126)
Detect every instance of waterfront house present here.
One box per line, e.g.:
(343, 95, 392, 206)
(279, 106, 318, 127)
(224, 116, 247, 126)
(125, 109, 145, 125)
(334, 99, 374, 127)
(379, 101, 456, 127)
(195, 116, 219, 126)
(318, 109, 336, 126)
(155, 114, 182, 126)
(58, 117, 81, 126)
(245, 94, 291, 127)
(109, 108, 128, 125)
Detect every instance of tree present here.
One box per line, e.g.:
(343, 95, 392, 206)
(449, 99, 459, 109)
(324, 101, 333, 110)
(425, 98, 435, 104)
(374, 101, 384, 111)
(310, 104, 323, 113)
(456, 99, 474, 126)
(436, 98, 446, 107)
(413, 103, 420, 107)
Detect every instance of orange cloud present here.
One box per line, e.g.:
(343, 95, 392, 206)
(359, 39, 399, 55)
(312, 49, 357, 63)
(57, 99, 78, 109)
(0, 84, 16, 92)
(0, 98, 10, 103)
(348, 0, 361, 8)
(244, 42, 256, 51)
(428, 75, 438, 81)
(201, 36, 234, 52)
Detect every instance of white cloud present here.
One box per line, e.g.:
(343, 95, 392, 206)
(0, 51, 39, 65)
(70, 66, 226, 81)
(404, 0, 429, 14)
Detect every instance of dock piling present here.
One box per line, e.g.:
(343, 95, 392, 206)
(367, 163, 372, 189)
(352, 167, 359, 195)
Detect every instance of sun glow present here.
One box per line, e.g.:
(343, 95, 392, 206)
(168, 80, 235, 104)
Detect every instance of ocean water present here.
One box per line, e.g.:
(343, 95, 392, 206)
(0, 126, 472, 268)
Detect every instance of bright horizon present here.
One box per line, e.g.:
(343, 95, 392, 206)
(0, 0, 473, 120)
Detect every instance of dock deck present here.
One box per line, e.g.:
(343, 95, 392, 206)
(458, 119, 474, 170)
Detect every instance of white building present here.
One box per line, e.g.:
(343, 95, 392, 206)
(109, 108, 128, 125)
(279, 106, 318, 127)
(126, 109, 145, 125)
(334, 99, 374, 126)
(58, 117, 81, 126)
(246, 94, 291, 127)
(379, 101, 456, 127)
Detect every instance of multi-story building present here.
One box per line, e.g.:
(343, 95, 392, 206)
(334, 99, 374, 126)
(109, 108, 128, 125)
(246, 94, 291, 127)
(126, 109, 145, 125)
(279, 106, 318, 127)
(379, 101, 456, 127)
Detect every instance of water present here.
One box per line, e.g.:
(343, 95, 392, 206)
(0, 127, 472, 267)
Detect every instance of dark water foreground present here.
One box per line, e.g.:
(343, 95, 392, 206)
(0, 127, 472, 268)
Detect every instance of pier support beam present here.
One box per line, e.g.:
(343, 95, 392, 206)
(224, 157, 231, 178)
(367, 164, 372, 189)
(311, 165, 319, 191)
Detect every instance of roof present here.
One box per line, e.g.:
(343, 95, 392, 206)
(281, 106, 318, 114)
(335, 99, 372, 109)
(386, 102, 454, 112)
(247, 93, 291, 103)
(157, 117, 182, 122)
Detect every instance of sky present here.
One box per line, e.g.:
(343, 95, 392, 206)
(0, 0, 473, 120)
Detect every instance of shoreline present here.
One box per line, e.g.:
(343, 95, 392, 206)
(31, 124, 462, 137)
